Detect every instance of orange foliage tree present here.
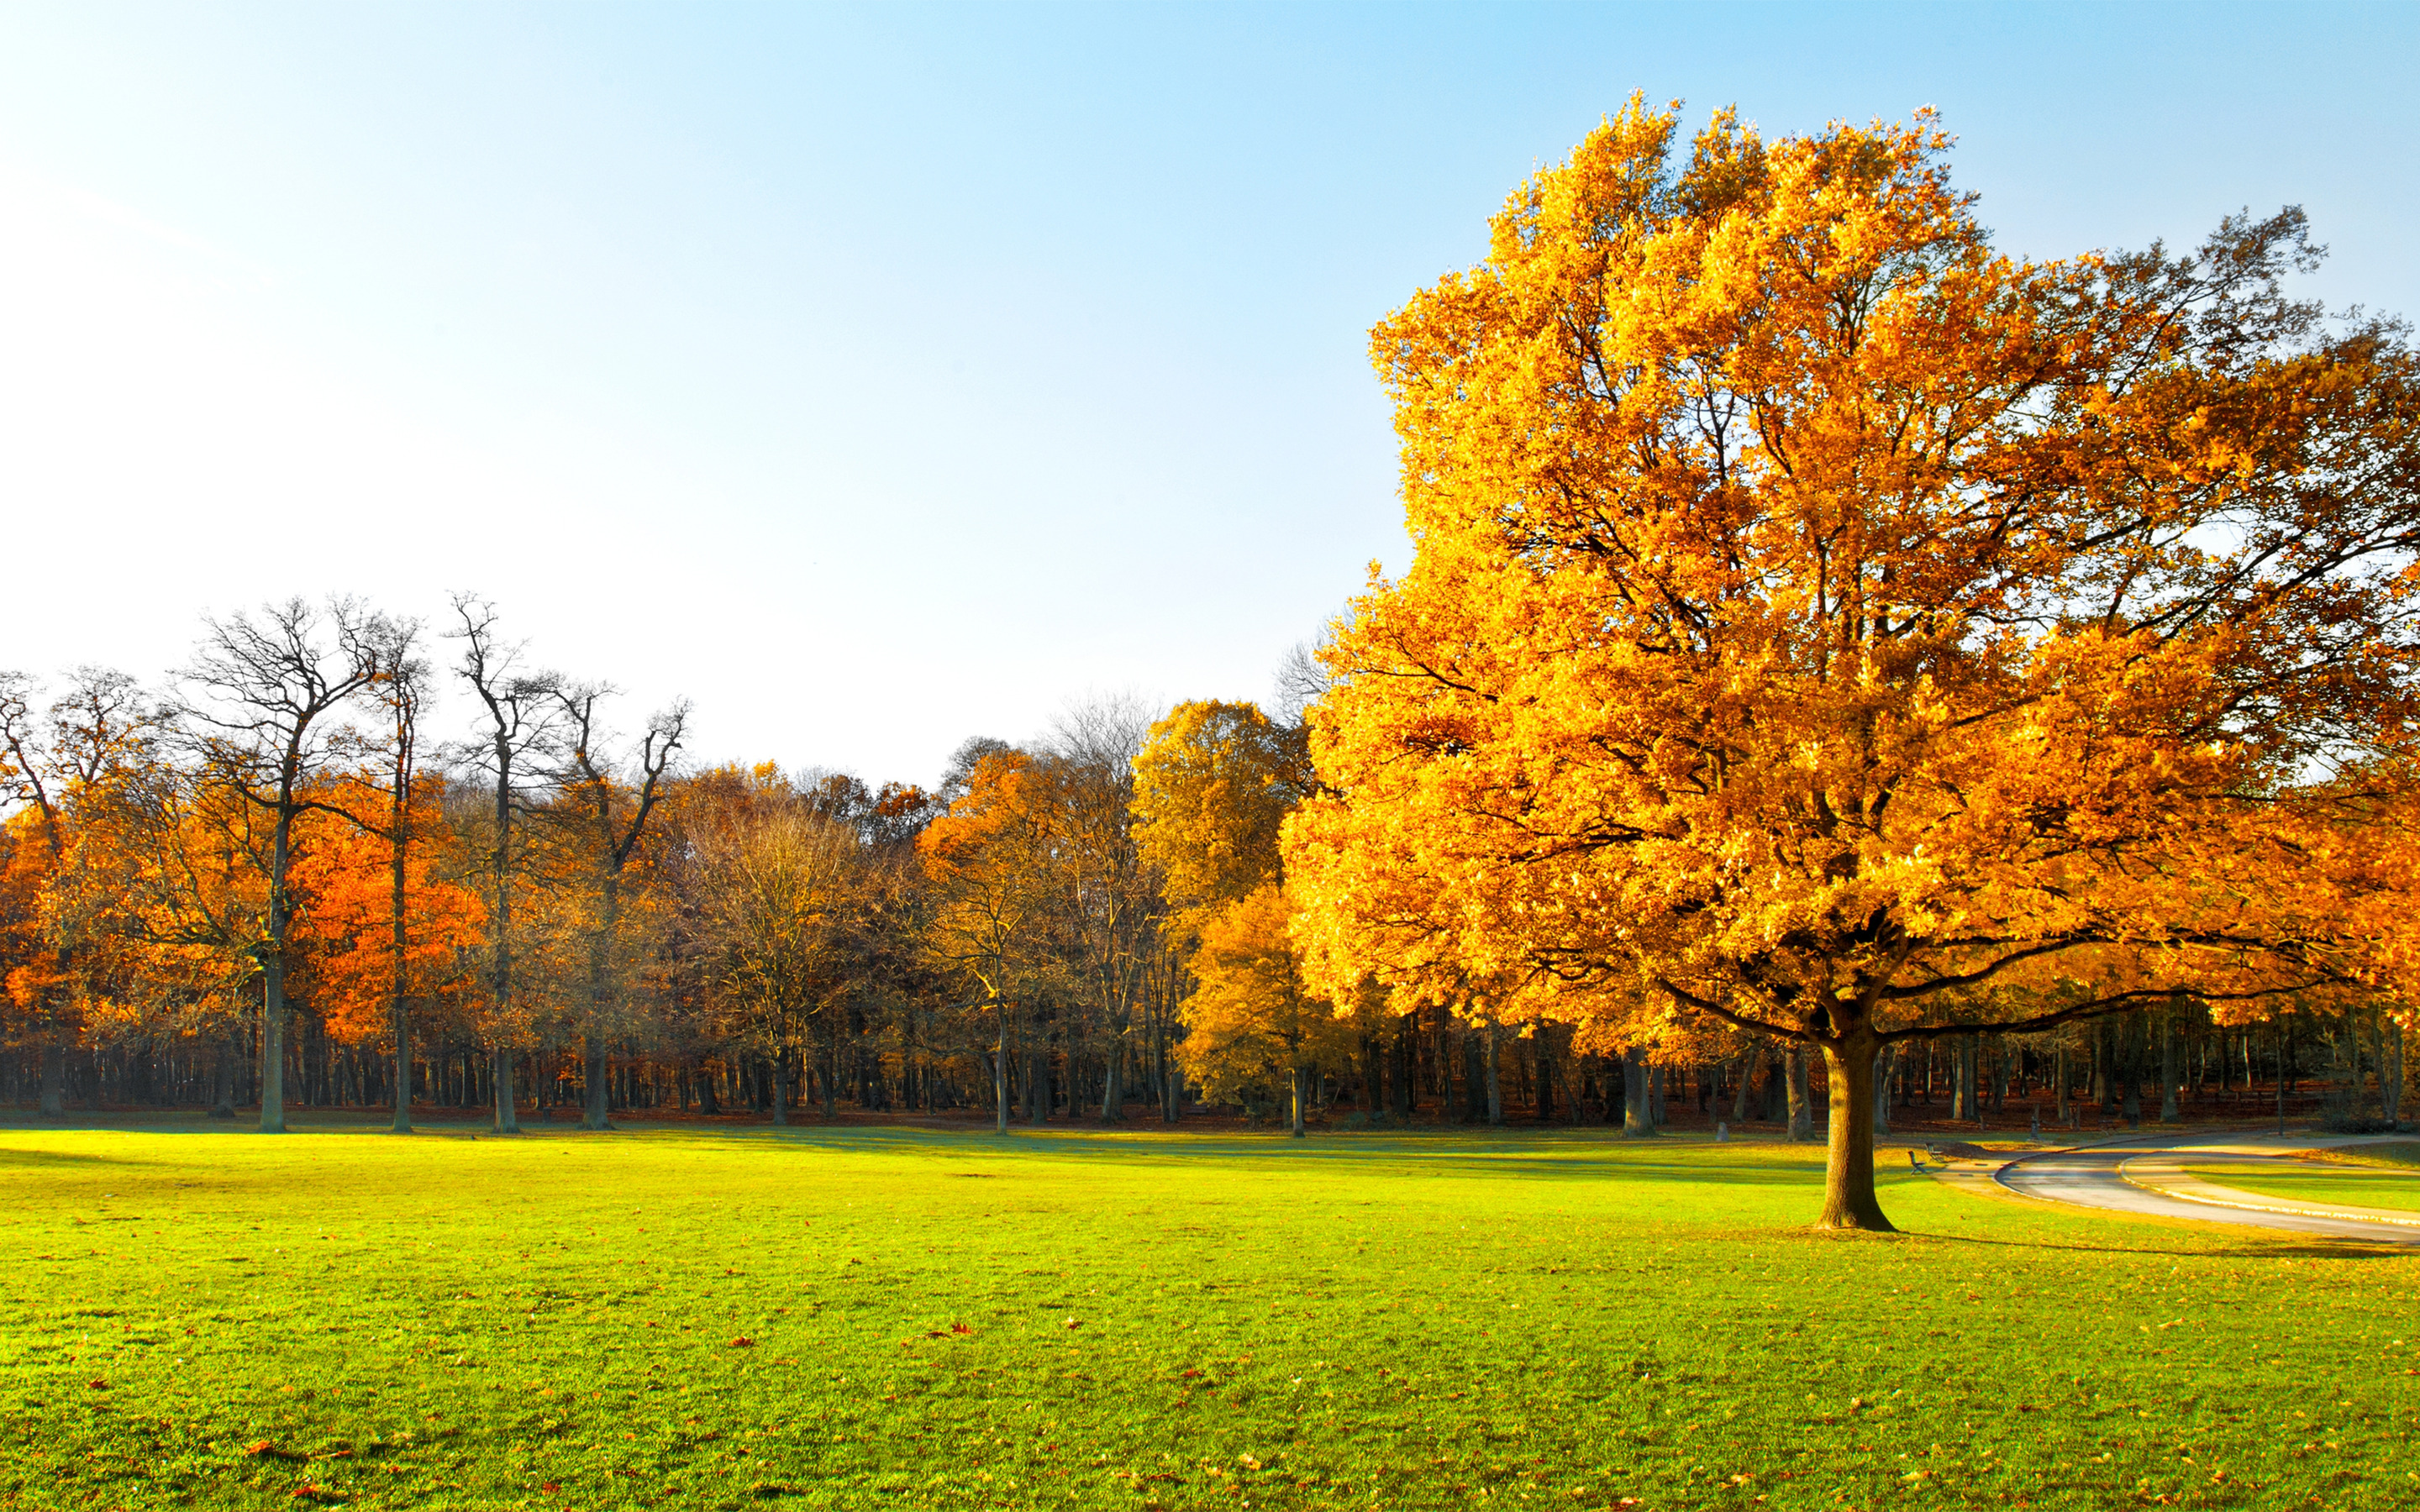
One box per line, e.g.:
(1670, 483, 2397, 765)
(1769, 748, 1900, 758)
(286, 779, 486, 1058)
(918, 748, 1067, 1133)
(1286, 101, 2420, 1229)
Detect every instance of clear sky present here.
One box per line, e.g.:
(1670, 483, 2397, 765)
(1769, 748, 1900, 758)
(3, 2, 2413, 786)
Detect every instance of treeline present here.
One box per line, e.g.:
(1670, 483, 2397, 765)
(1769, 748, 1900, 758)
(3, 596, 2410, 1138)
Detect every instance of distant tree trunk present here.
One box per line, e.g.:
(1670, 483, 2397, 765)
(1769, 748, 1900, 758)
(1621, 1047, 1650, 1136)
(1391, 1020, 1414, 1122)
(1731, 1046, 1759, 1124)
(994, 1008, 1010, 1134)
(2383, 1019, 2406, 1128)
(1649, 1063, 1666, 1128)
(492, 1046, 520, 1133)
(1786, 1047, 1813, 1142)
(1359, 1035, 1384, 1126)
(1870, 1047, 1892, 1137)
(2121, 1016, 2144, 1128)
(39, 1036, 65, 1116)
(2160, 1006, 2181, 1123)
(771, 1052, 789, 1127)
(1537, 1032, 1556, 1122)
(1462, 1034, 1485, 1124)
(1483, 1021, 1503, 1126)
(209, 1036, 235, 1120)
(1100, 1036, 1125, 1121)
(1289, 1063, 1306, 1138)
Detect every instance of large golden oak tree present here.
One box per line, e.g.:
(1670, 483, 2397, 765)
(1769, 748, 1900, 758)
(1286, 101, 2420, 1229)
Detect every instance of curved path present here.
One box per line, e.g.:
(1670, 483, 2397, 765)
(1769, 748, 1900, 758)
(1991, 1131, 2420, 1247)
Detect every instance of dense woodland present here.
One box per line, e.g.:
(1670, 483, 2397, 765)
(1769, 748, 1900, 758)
(0, 597, 2407, 1141)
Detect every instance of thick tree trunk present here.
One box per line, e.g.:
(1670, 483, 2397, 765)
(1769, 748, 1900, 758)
(1870, 1047, 1892, 1137)
(1818, 1037, 1891, 1231)
(771, 1054, 789, 1126)
(1649, 1063, 1666, 1128)
(583, 1038, 613, 1131)
(1786, 1047, 1813, 1142)
(1731, 1047, 1758, 1124)
(1621, 1048, 1650, 1136)
(1100, 1035, 1125, 1121)
(491, 1046, 520, 1133)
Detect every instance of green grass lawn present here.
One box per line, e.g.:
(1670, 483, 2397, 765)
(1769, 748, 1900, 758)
(2184, 1162, 2420, 1214)
(6, 1117, 2417, 1512)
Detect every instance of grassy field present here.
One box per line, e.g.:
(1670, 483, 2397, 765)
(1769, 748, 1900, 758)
(2184, 1162, 2420, 1214)
(6, 1117, 2417, 1512)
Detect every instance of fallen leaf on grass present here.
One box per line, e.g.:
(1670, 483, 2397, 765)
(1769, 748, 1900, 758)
(87, 1379, 107, 1390)
(950, 1323, 975, 1336)
(729, 1337, 755, 1348)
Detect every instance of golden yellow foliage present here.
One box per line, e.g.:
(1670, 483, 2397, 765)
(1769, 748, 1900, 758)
(1286, 99, 2420, 1226)
(1176, 883, 1355, 1134)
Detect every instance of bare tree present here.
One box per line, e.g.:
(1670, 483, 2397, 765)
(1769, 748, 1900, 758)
(177, 599, 392, 1133)
(1044, 692, 1162, 1121)
(552, 682, 687, 1131)
(1271, 638, 1333, 728)
(447, 595, 560, 1136)
(353, 623, 429, 1134)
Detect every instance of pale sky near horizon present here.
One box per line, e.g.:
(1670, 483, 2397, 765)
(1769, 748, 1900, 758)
(3, 3, 2414, 787)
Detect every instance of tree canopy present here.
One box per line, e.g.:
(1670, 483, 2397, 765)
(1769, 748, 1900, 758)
(1285, 99, 2420, 1227)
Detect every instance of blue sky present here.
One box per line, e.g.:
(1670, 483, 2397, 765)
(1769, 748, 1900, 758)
(3, 3, 2413, 785)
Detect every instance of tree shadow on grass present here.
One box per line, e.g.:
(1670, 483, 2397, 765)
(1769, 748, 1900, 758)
(0, 1147, 130, 1168)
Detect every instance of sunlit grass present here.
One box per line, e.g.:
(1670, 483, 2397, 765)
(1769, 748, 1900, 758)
(2186, 1161, 2420, 1215)
(5, 1116, 2417, 1510)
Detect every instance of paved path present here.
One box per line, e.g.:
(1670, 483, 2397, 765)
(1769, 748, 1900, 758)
(1990, 1131, 2420, 1247)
